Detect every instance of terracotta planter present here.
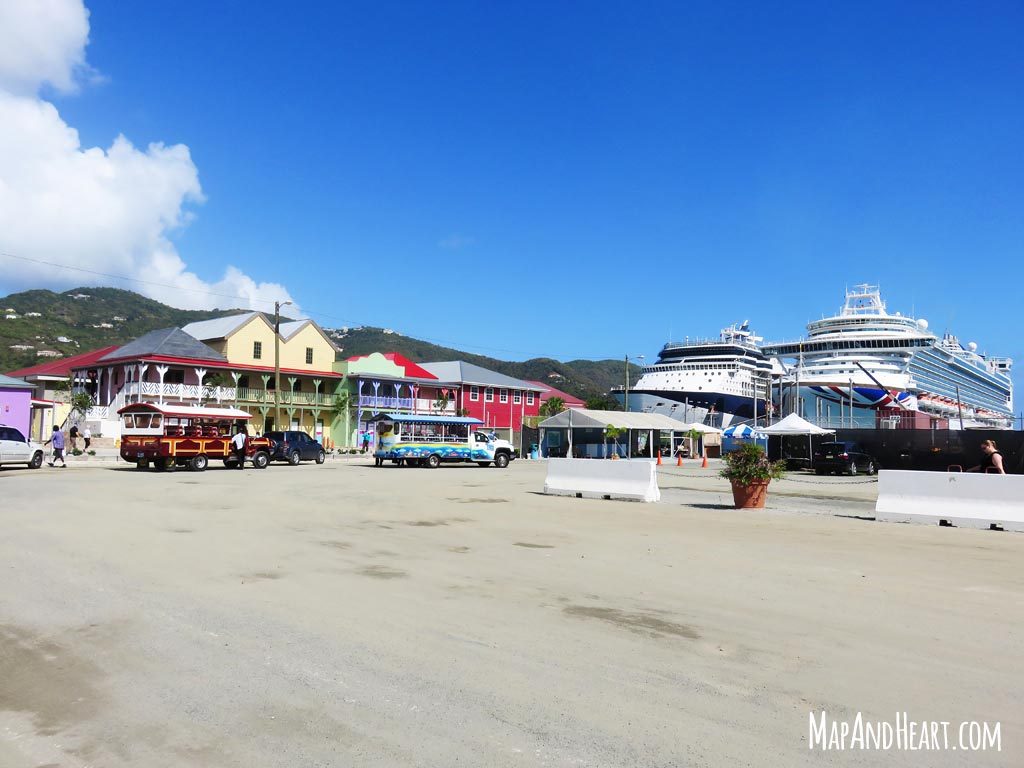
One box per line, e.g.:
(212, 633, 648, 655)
(730, 479, 770, 509)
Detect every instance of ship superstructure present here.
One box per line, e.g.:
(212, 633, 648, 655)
(614, 322, 774, 425)
(763, 285, 1013, 429)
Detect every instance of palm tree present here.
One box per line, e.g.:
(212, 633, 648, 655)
(538, 396, 565, 420)
(605, 424, 626, 458)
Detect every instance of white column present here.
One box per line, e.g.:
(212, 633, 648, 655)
(195, 368, 207, 404)
(123, 365, 134, 403)
(156, 365, 169, 404)
(138, 364, 149, 403)
(106, 366, 113, 404)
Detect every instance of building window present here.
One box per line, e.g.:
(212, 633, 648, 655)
(499, 388, 508, 403)
(513, 390, 522, 404)
(485, 387, 494, 402)
(305, 347, 313, 365)
(527, 392, 535, 405)
(470, 385, 479, 401)
(253, 341, 262, 360)
(165, 369, 185, 384)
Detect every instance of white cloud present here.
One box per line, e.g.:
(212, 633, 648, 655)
(0, 0, 297, 313)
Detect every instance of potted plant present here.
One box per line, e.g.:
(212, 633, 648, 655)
(719, 442, 787, 509)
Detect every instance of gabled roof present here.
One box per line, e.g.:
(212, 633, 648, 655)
(525, 380, 586, 406)
(419, 361, 545, 391)
(0, 372, 32, 389)
(100, 328, 227, 364)
(181, 312, 267, 341)
(8, 345, 120, 379)
(381, 352, 438, 380)
(279, 318, 342, 352)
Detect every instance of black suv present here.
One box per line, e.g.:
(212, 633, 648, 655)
(813, 441, 877, 476)
(266, 431, 326, 465)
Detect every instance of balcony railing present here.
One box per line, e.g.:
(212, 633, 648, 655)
(358, 395, 414, 409)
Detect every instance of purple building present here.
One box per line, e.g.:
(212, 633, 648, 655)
(0, 373, 33, 437)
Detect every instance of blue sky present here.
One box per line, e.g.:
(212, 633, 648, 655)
(4, 2, 1023, 396)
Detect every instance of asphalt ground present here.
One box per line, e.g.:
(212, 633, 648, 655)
(1, 459, 1020, 767)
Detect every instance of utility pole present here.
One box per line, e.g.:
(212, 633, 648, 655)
(274, 299, 292, 431)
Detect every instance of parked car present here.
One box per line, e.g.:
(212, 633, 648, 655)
(0, 425, 45, 469)
(813, 441, 878, 475)
(266, 430, 326, 465)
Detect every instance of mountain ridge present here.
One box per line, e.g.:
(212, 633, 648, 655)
(0, 287, 630, 401)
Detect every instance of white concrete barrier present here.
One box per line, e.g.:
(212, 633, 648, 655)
(543, 458, 661, 503)
(875, 470, 1024, 532)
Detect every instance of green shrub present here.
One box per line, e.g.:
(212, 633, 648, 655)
(719, 443, 786, 485)
(87, 450, 96, 456)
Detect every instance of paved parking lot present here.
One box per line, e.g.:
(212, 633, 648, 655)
(1, 460, 1021, 766)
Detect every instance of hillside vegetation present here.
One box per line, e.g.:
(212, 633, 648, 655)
(0, 287, 632, 401)
(0, 287, 240, 372)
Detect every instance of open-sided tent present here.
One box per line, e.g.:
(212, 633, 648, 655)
(538, 408, 689, 458)
(758, 413, 835, 464)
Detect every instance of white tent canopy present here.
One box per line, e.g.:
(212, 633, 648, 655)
(538, 408, 692, 459)
(538, 408, 689, 431)
(681, 422, 723, 435)
(757, 412, 834, 435)
(757, 412, 834, 467)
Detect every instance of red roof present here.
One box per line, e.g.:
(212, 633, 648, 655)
(525, 380, 586, 406)
(345, 351, 438, 380)
(7, 345, 120, 379)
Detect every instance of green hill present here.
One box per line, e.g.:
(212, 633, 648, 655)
(0, 287, 632, 402)
(0, 287, 242, 373)
(331, 328, 632, 403)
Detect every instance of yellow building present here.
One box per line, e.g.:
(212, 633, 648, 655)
(182, 313, 342, 440)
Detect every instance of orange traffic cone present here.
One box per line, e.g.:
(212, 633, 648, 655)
(656, 450, 662, 466)
(676, 453, 683, 467)
(701, 454, 708, 469)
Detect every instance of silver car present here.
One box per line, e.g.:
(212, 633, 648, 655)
(0, 425, 45, 469)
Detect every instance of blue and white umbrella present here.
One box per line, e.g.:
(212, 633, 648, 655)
(723, 424, 767, 439)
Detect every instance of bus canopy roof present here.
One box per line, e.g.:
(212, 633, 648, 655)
(367, 413, 483, 426)
(117, 402, 253, 420)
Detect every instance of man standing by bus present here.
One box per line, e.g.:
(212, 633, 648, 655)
(231, 425, 247, 470)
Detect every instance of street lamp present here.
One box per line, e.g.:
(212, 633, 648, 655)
(274, 300, 293, 431)
(623, 354, 645, 413)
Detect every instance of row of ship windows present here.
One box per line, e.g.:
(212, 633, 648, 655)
(776, 339, 931, 353)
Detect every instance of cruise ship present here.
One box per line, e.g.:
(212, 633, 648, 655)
(613, 322, 775, 426)
(763, 285, 1014, 429)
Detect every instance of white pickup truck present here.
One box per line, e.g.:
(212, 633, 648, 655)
(0, 424, 45, 469)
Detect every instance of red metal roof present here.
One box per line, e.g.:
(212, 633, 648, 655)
(525, 380, 586, 406)
(345, 351, 438, 380)
(7, 345, 120, 379)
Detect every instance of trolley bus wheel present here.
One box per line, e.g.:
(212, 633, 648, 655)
(494, 452, 510, 469)
(154, 457, 168, 471)
(427, 454, 441, 469)
(252, 451, 269, 469)
(135, 460, 148, 470)
(189, 454, 208, 472)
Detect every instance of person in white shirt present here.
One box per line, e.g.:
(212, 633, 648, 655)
(83, 426, 92, 450)
(230, 426, 247, 470)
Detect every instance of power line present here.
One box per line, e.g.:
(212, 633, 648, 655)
(0, 250, 622, 362)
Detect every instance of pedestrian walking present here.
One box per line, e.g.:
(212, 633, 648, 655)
(231, 425, 248, 470)
(83, 426, 92, 450)
(44, 425, 67, 467)
(967, 439, 1005, 474)
(69, 423, 79, 451)
(362, 433, 370, 453)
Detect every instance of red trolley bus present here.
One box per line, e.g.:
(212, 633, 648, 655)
(118, 402, 272, 471)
